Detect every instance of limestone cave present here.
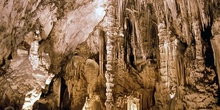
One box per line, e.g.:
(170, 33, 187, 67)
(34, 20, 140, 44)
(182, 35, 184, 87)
(0, 0, 220, 110)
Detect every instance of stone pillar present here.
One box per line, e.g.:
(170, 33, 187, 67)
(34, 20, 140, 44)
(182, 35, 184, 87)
(104, 1, 116, 110)
(156, 22, 179, 109)
(193, 20, 205, 72)
(211, 18, 220, 88)
(29, 30, 40, 70)
(155, 22, 170, 110)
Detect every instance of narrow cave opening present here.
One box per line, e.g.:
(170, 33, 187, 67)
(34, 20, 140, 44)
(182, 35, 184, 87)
(60, 77, 69, 110)
(201, 26, 214, 68)
(7, 53, 13, 60)
(124, 18, 133, 64)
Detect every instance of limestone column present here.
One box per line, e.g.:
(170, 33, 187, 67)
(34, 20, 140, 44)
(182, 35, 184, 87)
(104, 1, 116, 110)
(211, 19, 220, 90)
(29, 30, 40, 70)
(155, 22, 170, 110)
(193, 20, 205, 72)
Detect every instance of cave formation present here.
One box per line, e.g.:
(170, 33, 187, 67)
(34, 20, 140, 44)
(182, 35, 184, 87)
(0, 0, 220, 110)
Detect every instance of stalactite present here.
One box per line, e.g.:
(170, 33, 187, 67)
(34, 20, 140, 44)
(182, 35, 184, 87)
(118, 0, 124, 27)
(131, 36, 137, 65)
(53, 78, 61, 108)
(166, 0, 178, 21)
(134, 17, 146, 62)
(117, 35, 126, 69)
(67, 80, 72, 98)
(175, 39, 186, 87)
(146, 4, 150, 45)
(164, 40, 169, 89)
(164, 1, 170, 30)
(99, 29, 104, 76)
(125, 7, 146, 65)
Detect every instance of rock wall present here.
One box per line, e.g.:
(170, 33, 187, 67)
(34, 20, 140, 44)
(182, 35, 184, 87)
(0, 0, 220, 110)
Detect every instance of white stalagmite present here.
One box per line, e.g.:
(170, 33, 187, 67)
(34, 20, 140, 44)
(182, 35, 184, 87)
(82, 97, 90, 110)
(29, 40, 39, 70)
(22, 88, 42, 110)
(127, 96, 140, 110)
(22, 30, 55, 110)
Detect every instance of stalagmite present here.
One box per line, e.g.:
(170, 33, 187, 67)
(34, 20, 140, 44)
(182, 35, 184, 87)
(21, 29, 55, 109)
(22, 30, 41, 110)
(29, 30, 40, 70)
(22, 88, 42, 110)
(82, 97, 89, 110)
(127, 96, 140, 110)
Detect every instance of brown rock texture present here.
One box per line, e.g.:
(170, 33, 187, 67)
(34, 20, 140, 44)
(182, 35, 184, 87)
(0, 0, 220, 110)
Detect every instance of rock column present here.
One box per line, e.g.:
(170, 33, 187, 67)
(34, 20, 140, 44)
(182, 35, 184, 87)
(104, 2, 116, 110)
(29, 30, 40, 70)
(193, 20, 205, 72)
(211, 18, 220, 89)
(156, 22, 171, 109)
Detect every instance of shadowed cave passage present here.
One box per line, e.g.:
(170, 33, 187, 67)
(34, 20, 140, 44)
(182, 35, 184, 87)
(201, 24, 220, 105)
(201, 26, 214, 68)
(60, 77, 69, 110)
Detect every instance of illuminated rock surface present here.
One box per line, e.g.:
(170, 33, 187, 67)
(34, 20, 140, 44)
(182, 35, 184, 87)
(0, 0, 220, 110)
